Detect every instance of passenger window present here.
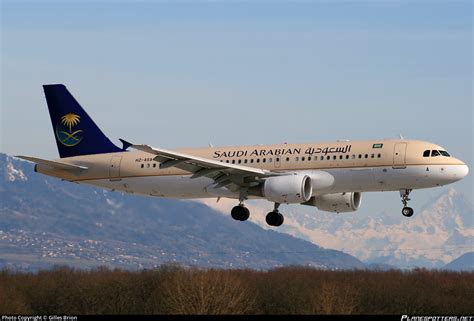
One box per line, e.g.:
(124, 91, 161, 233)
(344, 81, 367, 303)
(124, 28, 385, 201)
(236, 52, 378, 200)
(339, 155, 343, 160)
(141, 164, 144, 168)
(333, 155, 337, 160)
(226, 160, 229, 163)
(295, 157, 299, 161)
(346, 155, 349, 159)
(358, 154, 362, 159)
(232, 160, 235, 164)
(147, 163, 150, 168)
(263, 158, 266, 163)
(439, 150, 450, 157)
(250, 159, 254, 163)
(326, 156, 330, 160)
(256, 159, 260, 163)
(244, 159, 248, 164)
(302, 157, 305, 161)
(371, 154, 374, 158)
(377, 153, 381, 158)
(153, 163, 157, 168)
(286, 157, 290, 162)
(238, 159, 242, 164)
(308, 156, 311, 161)
(276, 157, 280, 162)
(423, 150, 430, 157)
(268, 158, 272, 163)
(352, 155, 356, 159)
(320, 156, 324, 160)
(431, 150, 440, 157)
(364, 154, 368, 159)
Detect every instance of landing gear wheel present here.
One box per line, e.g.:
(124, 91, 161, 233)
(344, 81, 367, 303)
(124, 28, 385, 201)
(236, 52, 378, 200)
(265, 211, 277, 226)
(231, 205, 250, 221)
(275, 213, 284, 226)
(240, 207, 250, 221)
(265, 211, 284, 227)
(399, 189, 414, 218)
(402, 207, 414, 217)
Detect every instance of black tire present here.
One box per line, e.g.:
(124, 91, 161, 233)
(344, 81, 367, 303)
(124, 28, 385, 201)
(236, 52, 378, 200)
(265, 211, 277, 226)
(274, 213, 284, 226)
(231, 205, 250, 221)
(231, 206, 243, 221)
(240, 206, 250, 221)
(266, 211, 284, 226)
(402, 207, 414, 217)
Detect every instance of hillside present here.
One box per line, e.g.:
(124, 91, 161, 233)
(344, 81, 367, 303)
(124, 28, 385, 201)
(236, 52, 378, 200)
(443, 252, 474, 271)
(203, 187, 473, 268)
(0, 153, 364, 271)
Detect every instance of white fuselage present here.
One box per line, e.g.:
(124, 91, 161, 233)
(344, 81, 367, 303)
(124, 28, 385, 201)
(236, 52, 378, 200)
(83, 164, 467, 199)
(37, 139, 469, 201)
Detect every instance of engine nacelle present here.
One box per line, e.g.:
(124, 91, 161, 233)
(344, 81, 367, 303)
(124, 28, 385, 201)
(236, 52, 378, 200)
(303, 192, 362, 213)
(263, 174, 312, 204)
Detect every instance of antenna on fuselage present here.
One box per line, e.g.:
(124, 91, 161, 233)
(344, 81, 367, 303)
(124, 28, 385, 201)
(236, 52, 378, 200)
(399, 134, 405, 139)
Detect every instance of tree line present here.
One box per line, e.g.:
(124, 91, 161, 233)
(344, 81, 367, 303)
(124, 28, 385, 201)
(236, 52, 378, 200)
(0, 266, 472, 314)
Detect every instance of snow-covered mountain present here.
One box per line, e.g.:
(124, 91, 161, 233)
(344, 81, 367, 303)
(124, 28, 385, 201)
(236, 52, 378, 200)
(0, 153, 364, 271)
(202, 187, 473, 269)
(3, 151, 471, 269)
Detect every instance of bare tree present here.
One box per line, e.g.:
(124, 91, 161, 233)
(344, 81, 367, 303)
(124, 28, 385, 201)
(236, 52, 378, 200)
(159, 269, 255, 314)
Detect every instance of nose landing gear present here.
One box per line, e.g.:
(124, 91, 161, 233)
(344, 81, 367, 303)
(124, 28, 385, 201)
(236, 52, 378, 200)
(400, 189, 414, 217)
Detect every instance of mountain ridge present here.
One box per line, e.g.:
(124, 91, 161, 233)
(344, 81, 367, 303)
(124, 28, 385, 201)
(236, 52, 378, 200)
(0, 153, 364, 271)
(443, 252, 474, 271)
(200, 176, 473, 269)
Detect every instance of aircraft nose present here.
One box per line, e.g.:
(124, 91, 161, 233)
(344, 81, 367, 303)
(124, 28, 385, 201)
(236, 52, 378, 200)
(450, 163, 469, 182)
(458, 163, 469, 179)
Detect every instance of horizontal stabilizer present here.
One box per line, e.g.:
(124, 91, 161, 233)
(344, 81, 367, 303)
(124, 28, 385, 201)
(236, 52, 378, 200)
(15, 156, 88, 171)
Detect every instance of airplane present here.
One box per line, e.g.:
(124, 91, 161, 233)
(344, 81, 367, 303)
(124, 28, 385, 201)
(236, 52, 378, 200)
(17, 84, 469, 227)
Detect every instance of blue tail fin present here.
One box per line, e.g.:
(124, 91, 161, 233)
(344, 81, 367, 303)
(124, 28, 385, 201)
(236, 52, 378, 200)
(43, 84, 122, 158)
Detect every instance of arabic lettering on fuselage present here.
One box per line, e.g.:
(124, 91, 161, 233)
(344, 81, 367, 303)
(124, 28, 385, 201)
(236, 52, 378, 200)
(213, 145, 352, 159)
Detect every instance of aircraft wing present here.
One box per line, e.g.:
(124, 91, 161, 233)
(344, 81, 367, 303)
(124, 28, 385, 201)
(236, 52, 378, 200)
(121, 139, 281, 189)
(15, 156, 88, 171)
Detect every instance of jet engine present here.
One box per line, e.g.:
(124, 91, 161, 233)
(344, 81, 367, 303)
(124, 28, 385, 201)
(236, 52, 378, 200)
(303, 192, 362, 213)
(262, 174, 312, 204)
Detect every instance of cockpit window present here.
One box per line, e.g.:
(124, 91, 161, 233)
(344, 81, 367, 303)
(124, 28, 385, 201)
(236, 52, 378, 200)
(423, 150, 430, 157)
(439, 150, 450, 157)
(431, 150, 440, 157)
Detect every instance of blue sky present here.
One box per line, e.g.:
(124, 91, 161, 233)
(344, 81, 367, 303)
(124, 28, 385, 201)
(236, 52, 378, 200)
(1, 0, 472, 211)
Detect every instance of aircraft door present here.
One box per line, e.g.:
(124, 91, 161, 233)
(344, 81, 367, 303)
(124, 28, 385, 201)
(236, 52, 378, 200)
(109, 156, 122, 180)
(392, 143, 407, 169)
(275, 155, 281, 168)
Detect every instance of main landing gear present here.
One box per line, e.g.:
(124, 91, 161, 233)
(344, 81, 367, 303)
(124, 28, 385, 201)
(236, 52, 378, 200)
(231, 191, 250, 222)
(231, 200, 284, 227)
(230, 203, 285, 226)
(231, 204, 250, 221)
(400, 189, 414, 217)
(265, 203, 284, 227)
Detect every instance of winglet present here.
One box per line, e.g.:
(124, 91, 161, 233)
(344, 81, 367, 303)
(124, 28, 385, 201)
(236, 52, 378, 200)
(119, 138, 133, 151)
